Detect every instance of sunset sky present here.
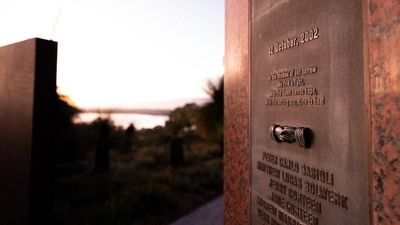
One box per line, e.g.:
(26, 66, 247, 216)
(0, 0, 224, 109)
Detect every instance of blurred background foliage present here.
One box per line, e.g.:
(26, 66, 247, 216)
(54, 77, 224, 225)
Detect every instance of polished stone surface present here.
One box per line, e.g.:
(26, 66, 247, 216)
(368, 0, 400, 224)
(225, 0, 400, 224)
(250, 0, 369, 224)
(224, 0, 251, 224)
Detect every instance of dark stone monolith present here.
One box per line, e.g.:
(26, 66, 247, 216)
(0, 38, 57, 225)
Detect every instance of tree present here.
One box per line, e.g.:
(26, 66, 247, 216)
(165, 103, 198, 136)
(196, 77, 224, 147)
(54, 94, 80, 163)
(93, 118, 112, 173)
(124, 123, 136, 153)
(165, 103, 198, 167)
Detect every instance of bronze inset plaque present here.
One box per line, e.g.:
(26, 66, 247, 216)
(250, 1, 369, 225)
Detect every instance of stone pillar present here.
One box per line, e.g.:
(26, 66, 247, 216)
(368, 1, 400, 224)
(0, 38, 57, 225)
(224, 0, 251, 224)
(224, 0, 400, 224)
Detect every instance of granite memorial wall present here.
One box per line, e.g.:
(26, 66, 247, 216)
(0, 38, 57, 225)
(225, 0, 400, 224)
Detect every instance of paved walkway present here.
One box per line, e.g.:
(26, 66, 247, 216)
(169, 196, 223, 225)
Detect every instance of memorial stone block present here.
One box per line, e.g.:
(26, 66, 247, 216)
(225, 0, 400, 224)
(0, 38, 57, 225)
(251, 1, 368, 225)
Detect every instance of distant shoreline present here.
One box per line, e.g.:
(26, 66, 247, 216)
(80, 108, 171, 116)
(78, 97, 211, 116)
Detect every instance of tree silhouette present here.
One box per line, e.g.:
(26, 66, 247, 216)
(165, 103, 198, 167)
(93, 118, 112, 173)
(165, 103, 198, 136)
(124, 123, 136, 153)
(54, 94, 80, 163)
(196, 77, 224, 148)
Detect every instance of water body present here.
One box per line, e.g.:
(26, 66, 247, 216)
(74, 112, 169, 129)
